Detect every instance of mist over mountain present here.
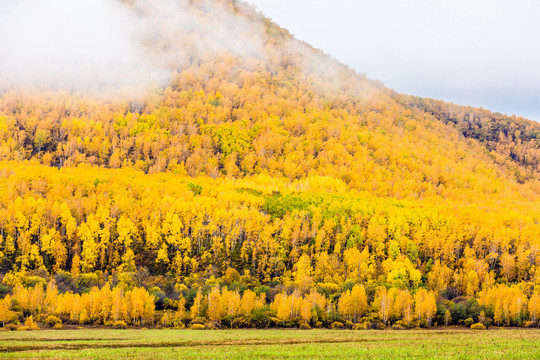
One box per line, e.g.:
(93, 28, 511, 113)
(0, 0, 267, 96)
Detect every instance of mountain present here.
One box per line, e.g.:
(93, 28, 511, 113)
(0, 0, 538, 329)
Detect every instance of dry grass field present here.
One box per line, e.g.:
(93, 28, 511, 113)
(0, 329, 538, 359)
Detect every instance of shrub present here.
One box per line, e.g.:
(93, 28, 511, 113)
(416, 319, 428, 328)
(230, 317, 246, 329)
(53, 323, 63, 330)
(524, 321, 536, 328)
(34, 314, 47, 323)
(394, 320, 409, 329)
(374, 321, 386, 330)
(391, 324, 406, 330)
(74, 273, 100, 291)
(24, 316, 40, 330)
(464, 318, 474, 327)
(299, 321, 311, 329)
(224, 267, 241, 284)
(352, 324, 364, 330)
(471, 323, 486, 330)
(44, 315, 62, 328)
(16, 326, 29, 331)
(173, 314, 188, 328)
(4, 324, 17, 331)
(113, 320, 127, 329)
(360, 321, 370, 330)
(331, 321, 344, 329)
(205, 322, 218, 330)
(8, 311, 22, 325)
(191, 324, 205, 330)
(191, 317, 206, 325)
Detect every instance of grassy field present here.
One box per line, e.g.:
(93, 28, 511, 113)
(0, 329, 538, 359)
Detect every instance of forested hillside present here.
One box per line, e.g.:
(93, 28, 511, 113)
(0, 0, 539, 331)
(398, 94, 540, 181)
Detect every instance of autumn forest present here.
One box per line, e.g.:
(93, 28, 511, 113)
(0, 0, 539, 332)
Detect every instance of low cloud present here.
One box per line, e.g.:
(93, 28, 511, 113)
(0, 0, 266, 98)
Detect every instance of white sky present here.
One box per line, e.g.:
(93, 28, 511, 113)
(246, 0, 540, 121)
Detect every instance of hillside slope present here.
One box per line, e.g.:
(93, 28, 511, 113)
(0, 0, 538, 329)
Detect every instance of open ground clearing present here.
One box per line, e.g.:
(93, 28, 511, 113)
(0, 329, 538, 359)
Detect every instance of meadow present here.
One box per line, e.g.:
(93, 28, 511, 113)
(0, 329, 538, 359)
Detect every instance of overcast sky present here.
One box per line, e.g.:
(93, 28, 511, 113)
(246, 0, 540, 121)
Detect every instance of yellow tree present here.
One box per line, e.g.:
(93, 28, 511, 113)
(0, 295, 11, 326)
(338, 284, 367, 323)
(99, 283, 113, 323)
(272, 292, 290, 324)
(427, 260, 452, 293)
(111, 287, 124, 322)
(414, 289, 437, 326)
(207, 287, 222, 323)
(79, 220, 99, 273)
(300, 298, 311, 325)
(393, 289, 414, 325)
(44, 280, 58, 315)
(375, 286, 393, 325)
(294, 254, 313, 289)
(343, 247, 372, 283)
(529, 293, 540, 323)
(444, 309, 452, 326)
(191, 288, 204, 319)
(479, 284, 527, 326)
(500, 252, 516, 281)
(174, 296, 187, 326)
(239, 290, 257, 316)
